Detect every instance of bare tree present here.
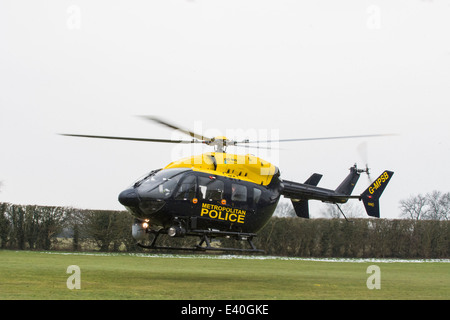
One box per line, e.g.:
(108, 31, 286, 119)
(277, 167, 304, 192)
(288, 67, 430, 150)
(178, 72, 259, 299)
(320, 202, 365, 219)
(424, 191, 450, 221)
(273, 199, 297, 218)
(438, 192, 450, 221)
(273, 199, 296, 218)
(75, 209, 132, 251)
(400, 191, 450, 221)
(399, 194, 428, 220)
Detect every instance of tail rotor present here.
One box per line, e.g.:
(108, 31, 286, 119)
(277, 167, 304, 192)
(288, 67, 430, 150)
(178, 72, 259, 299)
(357, 141, 373, 183)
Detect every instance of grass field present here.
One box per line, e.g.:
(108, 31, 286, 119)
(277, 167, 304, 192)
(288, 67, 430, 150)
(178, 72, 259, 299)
(0, 250, 449, 300)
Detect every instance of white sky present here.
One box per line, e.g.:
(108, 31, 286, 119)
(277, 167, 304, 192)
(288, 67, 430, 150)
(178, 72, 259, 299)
(1, 0, 449, 219)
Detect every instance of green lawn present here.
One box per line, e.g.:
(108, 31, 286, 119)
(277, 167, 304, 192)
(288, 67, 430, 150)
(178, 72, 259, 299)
(0, 250, 448, 300)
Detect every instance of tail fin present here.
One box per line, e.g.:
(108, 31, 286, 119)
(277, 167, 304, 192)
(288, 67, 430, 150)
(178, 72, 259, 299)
(335, 165, 360, 195)
(291, 200, 310, 218)
(304, 173, 322, 186)
(291, 173, 323, 219)
(360, 170, 394, 217)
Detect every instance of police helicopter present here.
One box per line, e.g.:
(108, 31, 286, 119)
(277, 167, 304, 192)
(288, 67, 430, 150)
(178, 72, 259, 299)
(61, 116, 394, 253)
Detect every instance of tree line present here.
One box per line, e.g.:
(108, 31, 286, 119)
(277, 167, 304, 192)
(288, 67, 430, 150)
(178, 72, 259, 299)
(399, 190, 450, 221)
(0, 203, 136, 252)
(252, 217, 449, 258)
(0, 193, 449, 258)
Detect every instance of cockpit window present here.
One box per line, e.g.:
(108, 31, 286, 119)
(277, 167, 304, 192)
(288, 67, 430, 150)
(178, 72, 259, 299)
(253, 187, 262, 205)
(136, 168, 189, 199)
(231, 183, 247, 202)
(174, 175, 197, 201)
(133, 169, 161, 188)
(198, 176, 224, 202)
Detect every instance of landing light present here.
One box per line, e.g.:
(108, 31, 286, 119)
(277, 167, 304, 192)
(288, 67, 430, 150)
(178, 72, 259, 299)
(168, 227, 177, 237)
(168, 226, 186, 237)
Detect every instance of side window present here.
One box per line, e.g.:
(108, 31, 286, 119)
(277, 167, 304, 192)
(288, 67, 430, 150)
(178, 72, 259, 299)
(253, 188, 262, 205)
(231, 183, 247, 202)
(174, 175, 197, 201)
(198, 177, 224, 202)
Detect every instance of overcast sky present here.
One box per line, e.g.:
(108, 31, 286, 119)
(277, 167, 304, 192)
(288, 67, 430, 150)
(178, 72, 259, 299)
(1, 0, 449, 219)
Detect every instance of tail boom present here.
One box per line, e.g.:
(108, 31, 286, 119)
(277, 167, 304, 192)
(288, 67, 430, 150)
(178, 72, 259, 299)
(281, 167, 394, 218)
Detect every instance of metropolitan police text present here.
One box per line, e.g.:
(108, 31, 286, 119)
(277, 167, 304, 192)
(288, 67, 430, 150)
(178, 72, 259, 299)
(200, 203, 246, 223)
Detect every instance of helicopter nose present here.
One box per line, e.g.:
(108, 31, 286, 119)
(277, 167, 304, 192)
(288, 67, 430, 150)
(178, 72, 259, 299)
(118, 189, 140, 207)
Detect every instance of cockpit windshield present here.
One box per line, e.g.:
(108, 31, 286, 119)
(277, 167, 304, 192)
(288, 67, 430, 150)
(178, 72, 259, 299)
(135, 168, 189, 199)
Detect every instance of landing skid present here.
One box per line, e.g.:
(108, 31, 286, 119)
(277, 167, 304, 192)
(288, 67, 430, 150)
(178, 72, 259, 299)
(137, 229, 264, 253)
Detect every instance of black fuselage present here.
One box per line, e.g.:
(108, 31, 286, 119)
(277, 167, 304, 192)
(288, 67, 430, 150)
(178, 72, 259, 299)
(119, 168, 283, 233)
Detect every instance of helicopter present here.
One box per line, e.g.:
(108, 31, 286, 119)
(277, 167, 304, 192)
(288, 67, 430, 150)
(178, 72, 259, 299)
(61, 116, 394, 253)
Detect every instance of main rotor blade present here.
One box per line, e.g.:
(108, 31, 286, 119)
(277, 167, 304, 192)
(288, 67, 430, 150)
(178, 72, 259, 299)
(140, 116, 209, 142)
(59, 133, 202, 144)
(242, 133, 397, 144)
(233, 143, 282, 150)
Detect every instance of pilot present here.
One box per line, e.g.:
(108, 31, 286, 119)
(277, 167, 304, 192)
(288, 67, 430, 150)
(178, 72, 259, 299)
(231, 185, 246, 202)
